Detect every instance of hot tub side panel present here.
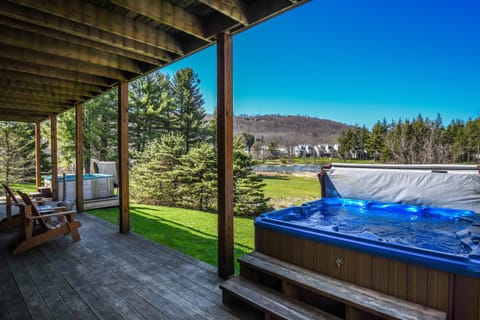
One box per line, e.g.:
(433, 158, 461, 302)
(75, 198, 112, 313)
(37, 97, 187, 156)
(45, 175, 114, 201)
(255, 227, 480, 318)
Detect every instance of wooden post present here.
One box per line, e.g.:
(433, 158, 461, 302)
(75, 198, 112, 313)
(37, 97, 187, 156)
(50, 115, 58, 201)
(75, 104, 84, 212)
(217, 32, 234, 278)
(34, 122, 41, 188)
(118, 80, 130, 233)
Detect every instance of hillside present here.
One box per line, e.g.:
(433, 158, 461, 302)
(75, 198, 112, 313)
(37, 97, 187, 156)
(231, 115, 349, 146)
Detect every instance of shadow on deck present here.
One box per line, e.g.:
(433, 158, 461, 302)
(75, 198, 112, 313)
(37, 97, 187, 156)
(0, 211, 255, 319)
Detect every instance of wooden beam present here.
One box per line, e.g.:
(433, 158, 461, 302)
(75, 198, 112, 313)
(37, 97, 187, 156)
(11, 0, 183, 55)
(0, 102, 68, 112)
(75, 103, 84, 212)
(111, 0, 209, 41)
(50, 115, 58, 201)
(217, 32, 234, 278)
(0, 27, 144, 74)
(0, 114, 49, 122)
(0, 59, 112, 86)
(0, 71, 106, 93)
(118, 81, 130, 233)
(0, 107, 53, 117)
(0, 81, 92, 99)
(0, 46, 130, 81)
(0, 11, 171, 64)
(34, 122, 41, 188)
(0, 93, 76, 105)
(245, 0, 302, 28)
(199, 0, 249, 25)
(0, 87, 87, 101)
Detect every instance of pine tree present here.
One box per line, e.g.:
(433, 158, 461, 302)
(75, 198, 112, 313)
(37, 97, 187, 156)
(0, 121, 36, 183)
(130, 133, 186, 205)
(179, 143, 217, 210)
(367, 120, 387, 162)
(233, 137, 269, 216)
(86, 90, 118, 162)
(129, 74, 162, 152)
(171, 68, 207, 153)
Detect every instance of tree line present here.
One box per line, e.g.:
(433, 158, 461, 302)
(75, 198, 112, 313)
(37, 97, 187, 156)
(0, 68, 268, 216)
(338, 114, 480, 163)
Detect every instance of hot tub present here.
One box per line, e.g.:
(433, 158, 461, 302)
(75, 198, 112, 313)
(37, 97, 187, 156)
(255, 198, 480, 319)
(44, 173, 114, 201)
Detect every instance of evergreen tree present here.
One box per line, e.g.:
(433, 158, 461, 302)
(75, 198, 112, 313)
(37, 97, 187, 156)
(130, 133, 269, 216)
(367, 120, 387, 162)
(179, 143, 217, 210)
(86, 90, 117, 162)
(130, 133, 185, 205)
(0, 121, 36, 183)
(57, 109, 76, 170)
(129, 74, 162, 152)
(233, 138, 270, 216)
(337, 128, 354, 160)
(171, 68, 207, 152)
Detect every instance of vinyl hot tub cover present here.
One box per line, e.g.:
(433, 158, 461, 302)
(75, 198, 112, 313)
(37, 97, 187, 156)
(318, 163, 480, 213)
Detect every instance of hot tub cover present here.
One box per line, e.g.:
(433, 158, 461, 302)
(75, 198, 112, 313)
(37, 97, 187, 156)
(321, 164, 480, 213)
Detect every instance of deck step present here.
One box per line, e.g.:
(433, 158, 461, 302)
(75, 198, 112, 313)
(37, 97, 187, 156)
(239, 252, 447, 320)
(220, 276, 341, 320)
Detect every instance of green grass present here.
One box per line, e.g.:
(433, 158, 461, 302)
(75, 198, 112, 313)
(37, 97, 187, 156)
(262, 174, 320, 208)
(9, 183, 38, 193)
(0, 182, 37, 197)
(89, 204, 254, 273)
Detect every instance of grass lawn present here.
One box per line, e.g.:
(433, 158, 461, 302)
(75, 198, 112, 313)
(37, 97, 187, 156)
(262, 174, 320, 208)
(1, 182, 37, 196)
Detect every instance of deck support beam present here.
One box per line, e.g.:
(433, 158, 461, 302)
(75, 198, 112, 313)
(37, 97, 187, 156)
(50, 115, 58, 201)
(75, 104, 84, 212)
(118, 80, 130, 233)
(217, 32, 234, 278)
(34, 122, 41, 188)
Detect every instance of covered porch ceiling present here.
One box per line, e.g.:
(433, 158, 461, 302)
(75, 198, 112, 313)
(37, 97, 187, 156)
(0, 0, 308, 122)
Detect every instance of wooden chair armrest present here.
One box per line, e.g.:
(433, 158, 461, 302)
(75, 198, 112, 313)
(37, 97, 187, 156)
(27, 211, 77, 220)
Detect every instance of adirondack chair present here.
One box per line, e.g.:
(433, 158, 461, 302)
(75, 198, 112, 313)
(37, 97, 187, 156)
(12, 191, 81, 254)
(0, 183, 22, 231)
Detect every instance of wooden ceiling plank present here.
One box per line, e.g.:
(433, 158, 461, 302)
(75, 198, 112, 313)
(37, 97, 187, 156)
(0, 85, 88, 100)
(9, 0, 184, 55)
(0, 98, 70, 108)
(0, 59, 112, 87)
(111, 0, 209, 41)
(0, 113, 51, 122)
(199, 0, 249, 25)
(0, 46, 129, 81)
(0, 11, 171, 64)
(0, 91, 78, 104)
(0, 72, 105, 93)
(0, 27, 144, 75)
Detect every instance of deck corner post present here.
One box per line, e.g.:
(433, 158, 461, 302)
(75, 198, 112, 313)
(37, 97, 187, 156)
(75, 104, 84, 212)
(50, 115, 58, 201)
(118, 80, 130, 233)
(217, 31, 234, 278)
(34, 121, 41, 188)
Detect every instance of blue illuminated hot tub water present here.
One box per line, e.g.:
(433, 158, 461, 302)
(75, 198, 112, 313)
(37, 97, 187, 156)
(255, 198, 480, 276)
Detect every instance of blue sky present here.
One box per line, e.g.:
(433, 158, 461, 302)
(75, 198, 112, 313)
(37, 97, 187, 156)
(162, 0, 480, 128)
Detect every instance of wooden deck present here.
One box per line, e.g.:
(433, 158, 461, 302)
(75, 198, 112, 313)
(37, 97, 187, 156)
(0, 210, 252, 320)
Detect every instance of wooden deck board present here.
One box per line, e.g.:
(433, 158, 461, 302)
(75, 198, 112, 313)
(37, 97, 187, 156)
(0, 210, 248, 320)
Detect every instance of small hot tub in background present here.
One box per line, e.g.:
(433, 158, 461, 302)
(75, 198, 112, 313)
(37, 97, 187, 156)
(45, 173, 114, 201)
(255, 198, 480, 319)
